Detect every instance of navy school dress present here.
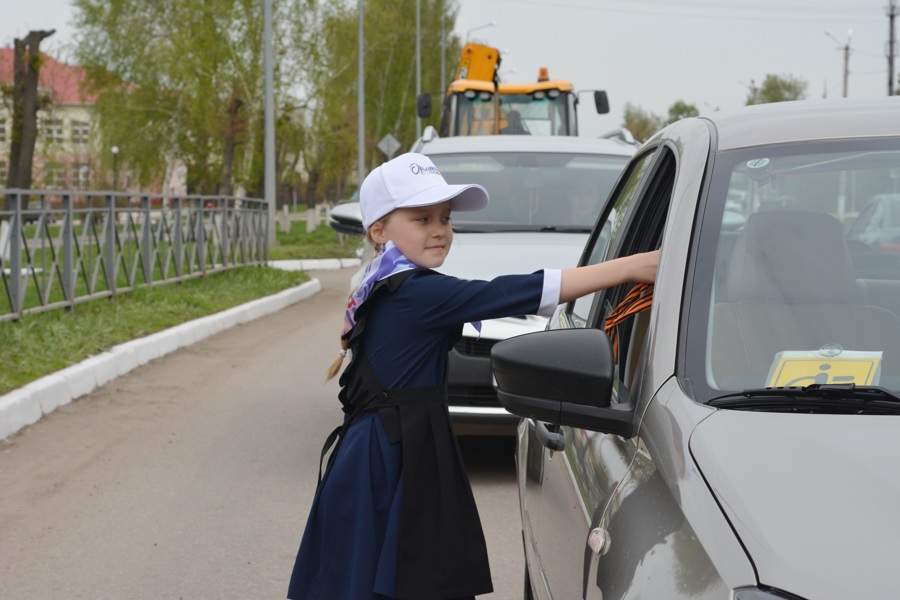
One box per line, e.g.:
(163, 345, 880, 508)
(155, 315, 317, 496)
(288, 268, 559, 600)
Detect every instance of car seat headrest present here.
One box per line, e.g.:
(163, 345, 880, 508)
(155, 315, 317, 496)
(727, 210, 856, 304)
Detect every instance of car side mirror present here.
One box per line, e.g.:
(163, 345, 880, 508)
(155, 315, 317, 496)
(491, 328, 635, 437)
(328, 201, 365, 236)
(594, 90, 610, 115)
(417, 93, 432, 119)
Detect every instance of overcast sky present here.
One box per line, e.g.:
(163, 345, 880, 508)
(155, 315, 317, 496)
(2, 0, 895, 137)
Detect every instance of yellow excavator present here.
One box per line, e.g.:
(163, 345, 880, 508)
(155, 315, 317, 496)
(417, 43, 609, 137)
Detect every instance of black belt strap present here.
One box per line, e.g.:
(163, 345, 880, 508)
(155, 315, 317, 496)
(316, 387, 445, 484)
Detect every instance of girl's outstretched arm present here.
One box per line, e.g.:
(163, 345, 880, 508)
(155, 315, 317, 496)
(559, 250, 660, 304)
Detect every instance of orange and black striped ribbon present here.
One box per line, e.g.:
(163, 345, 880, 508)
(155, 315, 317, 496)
(602, 283, 654, 362)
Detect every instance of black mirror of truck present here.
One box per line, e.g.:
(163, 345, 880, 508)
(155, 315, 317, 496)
(594, 90, 610, 115)
(417, 93, 432, 118)
(491, 328, 635, 437)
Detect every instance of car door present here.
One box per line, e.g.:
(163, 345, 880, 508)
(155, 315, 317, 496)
(536, 148, 675, 598)
(523, 145, 664, 599)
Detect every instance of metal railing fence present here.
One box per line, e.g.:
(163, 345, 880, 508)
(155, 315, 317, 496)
(0, 190, 270, 322)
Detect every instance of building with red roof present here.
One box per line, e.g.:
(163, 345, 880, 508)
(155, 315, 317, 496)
(0, 48, 99, 189)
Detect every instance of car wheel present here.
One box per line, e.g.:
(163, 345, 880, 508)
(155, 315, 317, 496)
(524, 563, 535, 600)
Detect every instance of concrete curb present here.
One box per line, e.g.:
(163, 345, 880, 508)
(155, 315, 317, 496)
(0, 276, 324, 441)
(267, 258, 360, 271)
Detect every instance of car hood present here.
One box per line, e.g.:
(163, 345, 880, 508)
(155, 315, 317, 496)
(690, 410, 900, 599)
(438, 231, 587, 281)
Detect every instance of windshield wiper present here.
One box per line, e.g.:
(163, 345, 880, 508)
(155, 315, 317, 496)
(707, 384, 900, 414)
(451, 226, 493, 233)
(538, 225, 592, 233)
(453, 225, 591, 233)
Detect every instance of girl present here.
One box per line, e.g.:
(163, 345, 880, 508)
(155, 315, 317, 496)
(288, 152, 659, 600)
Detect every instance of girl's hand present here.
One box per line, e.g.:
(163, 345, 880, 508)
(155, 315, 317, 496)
(627, 250, 660, 284)
(559, 250, 661, 303)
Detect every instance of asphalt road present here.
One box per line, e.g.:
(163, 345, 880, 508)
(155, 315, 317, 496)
(0, 267, 524, 600)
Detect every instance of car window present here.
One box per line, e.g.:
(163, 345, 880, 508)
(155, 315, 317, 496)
(848, 202, 877, 237)
(684, 140, 900, 399)
(595, 148, 675, 404)
(429, 151, 629, 231)
(866, 202, 885, 232)
(568, 150, 656, 326)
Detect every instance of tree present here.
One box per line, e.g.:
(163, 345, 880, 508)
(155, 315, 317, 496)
(622, 103, 664, 143)
(745, 74, 807, 105)
(300, 0, 460, 204)
(666, 100, 699, 124)
(5, 30, 55, 190)
(71, 0, 459, 204)
(73, 0, 318, 196)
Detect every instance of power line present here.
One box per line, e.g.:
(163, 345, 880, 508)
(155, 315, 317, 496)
(479, 0, 882, 23)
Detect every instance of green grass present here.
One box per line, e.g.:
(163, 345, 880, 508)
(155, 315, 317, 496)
(23, 224, 62, 238)
(269, 222, 361, 260)
(5, 238, 268, 315)
(0, 220, 350, 395)
(0, 266, 309, 395)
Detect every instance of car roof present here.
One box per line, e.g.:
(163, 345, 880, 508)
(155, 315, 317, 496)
(872, 193, 900, 207)
(700, 96, 900, 151)
(414, 134, 636, 157)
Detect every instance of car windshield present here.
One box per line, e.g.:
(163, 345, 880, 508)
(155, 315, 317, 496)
(686, 139, 900, 400)
(450, 90, 573, 136)
(428, 151, 628, 231)
(497, 93, 569, 136)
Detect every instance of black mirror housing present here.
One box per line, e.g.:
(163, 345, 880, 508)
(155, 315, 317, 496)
(491, 328, 635, 437)
(417, 93, 432, 118)
(328, 216, 365, 236)
(594, 90, 610, 115)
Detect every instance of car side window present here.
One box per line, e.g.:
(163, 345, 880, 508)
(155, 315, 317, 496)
(568, 150, 656, 327)
(867, 202, 886, 232)
(849, 203, 875, 238)
(596, 148, 676, 404)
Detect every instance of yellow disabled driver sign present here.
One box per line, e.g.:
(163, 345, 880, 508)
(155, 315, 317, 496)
(767, 347, 882, 388)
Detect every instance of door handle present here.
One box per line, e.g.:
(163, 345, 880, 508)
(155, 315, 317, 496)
(536, 421, 566, 451)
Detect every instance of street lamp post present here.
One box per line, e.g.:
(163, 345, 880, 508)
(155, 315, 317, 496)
(111, 145, 120, 191)
(465, 21, 497, 44)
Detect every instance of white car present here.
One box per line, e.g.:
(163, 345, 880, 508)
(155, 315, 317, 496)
(331, 129, 634, 434)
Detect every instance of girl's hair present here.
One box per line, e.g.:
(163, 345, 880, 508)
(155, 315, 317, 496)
(325, 226, 385, 380)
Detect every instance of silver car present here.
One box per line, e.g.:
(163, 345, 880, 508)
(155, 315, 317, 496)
(491, 97, 900, 599)
(330, 132, 634, 434)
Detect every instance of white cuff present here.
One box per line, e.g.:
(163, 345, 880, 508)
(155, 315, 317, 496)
(538, 269, 561, 317)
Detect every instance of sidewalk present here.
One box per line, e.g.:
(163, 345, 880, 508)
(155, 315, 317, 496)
(0, 258, 361, 441)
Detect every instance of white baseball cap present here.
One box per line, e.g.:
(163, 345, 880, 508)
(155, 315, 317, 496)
(360, 152, 489, 229)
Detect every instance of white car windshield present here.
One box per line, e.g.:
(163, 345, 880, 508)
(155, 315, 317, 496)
(687, 140, 900, 398)
(429, 152, 628, 232)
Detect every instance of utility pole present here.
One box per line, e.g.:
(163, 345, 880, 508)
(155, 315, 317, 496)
(264, 0, 276, 246)
(415, 0, 422, 138)
(357, 0, 366, 187)
(842, 35, 851, 97)
(888, 0, 898, 95)
(825, 30, 852, 98)
(440, 0, 445, 94)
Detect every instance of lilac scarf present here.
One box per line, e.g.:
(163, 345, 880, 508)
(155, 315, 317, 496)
(342, 241, 416, 337)
(342, 240, 482, 339)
